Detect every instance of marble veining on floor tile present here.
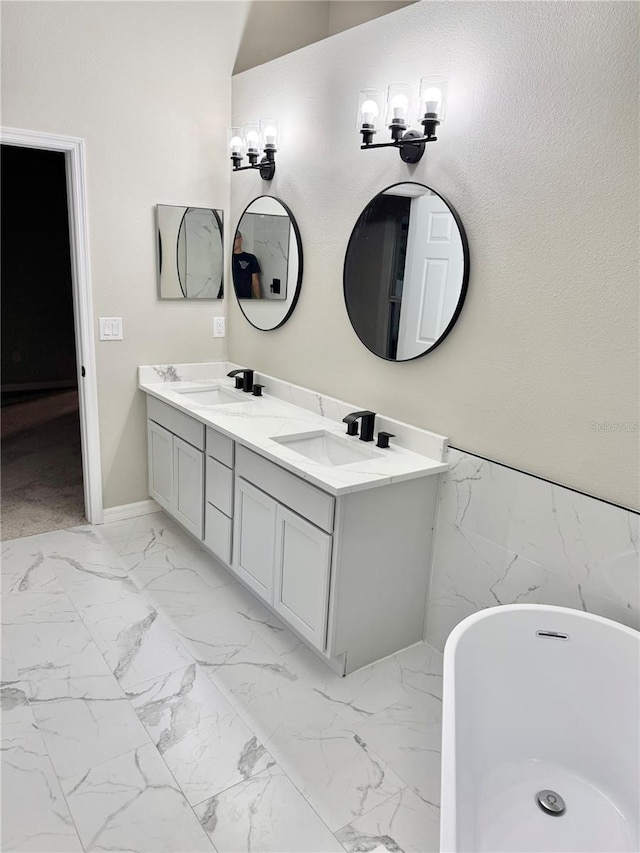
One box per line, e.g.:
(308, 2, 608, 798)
(63, 743, 215, 852)
(4, 615, 114, 683)
(195, 765, 345, 852)
(1, 682, 83, 852)
(1, 513, 445, 852)
(25, 674, 151, 781)
(126, 663, 275, 806)
(336, 786, 440, 852)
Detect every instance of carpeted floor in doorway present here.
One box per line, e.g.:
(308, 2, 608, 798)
(1, 389, 86, 540)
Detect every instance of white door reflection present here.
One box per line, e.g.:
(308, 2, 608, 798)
(344, 182, 468, 361)
(396, 189, 464, 359)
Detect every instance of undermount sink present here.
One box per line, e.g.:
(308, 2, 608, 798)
(174, 385, 245, 406)
(272, 430, 383, 467)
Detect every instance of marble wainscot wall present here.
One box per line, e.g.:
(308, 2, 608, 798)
(426, 449, 640, 650)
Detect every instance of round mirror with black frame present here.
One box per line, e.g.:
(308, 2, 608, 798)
(232, 196, 303, 331)
(343, 182, 469, 361)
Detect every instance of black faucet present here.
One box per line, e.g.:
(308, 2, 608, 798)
(342, 410, 376, 442)
(227, 368, 254, 393)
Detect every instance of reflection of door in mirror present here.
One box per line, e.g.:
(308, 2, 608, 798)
(396, 195, 463, 360)
(344, 182, 468, 361)
(237, 212, 289, 300)
(344, 195, 410, 359)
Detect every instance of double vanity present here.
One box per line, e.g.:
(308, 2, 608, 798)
(140, 363, 448, 675)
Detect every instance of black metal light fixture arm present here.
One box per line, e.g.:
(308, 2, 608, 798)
(359, 116, 441, 163)
(230, 148, 276, 180)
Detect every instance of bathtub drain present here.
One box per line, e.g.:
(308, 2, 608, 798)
(536, 790, 566, 815)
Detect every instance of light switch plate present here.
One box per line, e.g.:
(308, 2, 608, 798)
(99, 317, 123, 340)
(213, 316, 226, 338)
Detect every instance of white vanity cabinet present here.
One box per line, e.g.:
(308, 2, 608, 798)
(233, 473, 332, 650)
(231, 445, 438, 672)
(272, 504, 332, 650)
(144, 387, 443, 675)
(147, 398, 204, 538)
(203, 427, 235, 564)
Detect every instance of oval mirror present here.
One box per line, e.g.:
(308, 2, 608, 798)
(344, 182, 469, 360)
(156, 204, 223, 299)
(233, 196, 302, 330)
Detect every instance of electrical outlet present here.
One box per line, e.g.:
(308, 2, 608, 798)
(213, 316, 226, 338)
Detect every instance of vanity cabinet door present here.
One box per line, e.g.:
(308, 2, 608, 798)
(233, 478, 276, 602)
(172, 436, 204, 539)
(148, 421, 173, 511)
(273, 506, 332, 651)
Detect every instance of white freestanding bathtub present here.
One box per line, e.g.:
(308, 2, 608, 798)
(440, 604, 639, 852)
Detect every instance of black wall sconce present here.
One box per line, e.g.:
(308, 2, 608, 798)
(229, 119, 278, 180)
(357, 77, 448, 163)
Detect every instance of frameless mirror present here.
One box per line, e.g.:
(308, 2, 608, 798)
(156, 204, 223, 299)
(344, 182, 469, 360)
(233, 196, 302, 330)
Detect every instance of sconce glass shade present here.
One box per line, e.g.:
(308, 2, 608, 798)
(259, 117, 279, 149)
(357, 89, 384, 131)
(243, 122, 261, 154)
(228, 127, 245, 156)
(419, 75, 448, 121)
(385, 82, 413, 127)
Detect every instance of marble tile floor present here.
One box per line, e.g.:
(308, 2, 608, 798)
(1, 512, 443, 853)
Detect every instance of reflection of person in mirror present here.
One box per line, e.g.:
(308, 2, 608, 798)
(232, 231, 262, 299)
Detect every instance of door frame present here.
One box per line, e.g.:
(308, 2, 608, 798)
(0, 127, 103, 523)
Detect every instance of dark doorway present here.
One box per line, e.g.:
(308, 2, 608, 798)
(1, 144, 85, 539)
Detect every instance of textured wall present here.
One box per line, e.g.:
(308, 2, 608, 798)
(230, 1, 639, 510)
(1, 1, 249, 508)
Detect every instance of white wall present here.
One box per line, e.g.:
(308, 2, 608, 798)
(1, 1, 249, 508)
(327, 0, 417, 36)
(229, 1, 639, 510)
(233, 1, 418, 74)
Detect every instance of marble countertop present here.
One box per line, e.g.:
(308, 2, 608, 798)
(139, 367, 448, 496)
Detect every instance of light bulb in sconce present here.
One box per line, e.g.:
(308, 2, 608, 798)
(419, 76, 448, 121)
(357, 89, 384, 133)
(229, 135, 244, 155)
(390, 94, 409, 119)
(424, 87, 441, 115)
(228, 127, 245, 168)
(385, 83, 413, 128)
(243, 122, 261, 155)
(259, 117, 278, 149)
(361, 100, 379, 125)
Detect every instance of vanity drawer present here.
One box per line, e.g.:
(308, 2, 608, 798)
(206, 426, 234, 467)
(206, 456, 233, 516)
(204, 502, 232, 565)
(235, 445, 335, 533)
(147, 397, 204, 450)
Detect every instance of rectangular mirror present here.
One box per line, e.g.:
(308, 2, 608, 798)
(156, 204, 224, 299)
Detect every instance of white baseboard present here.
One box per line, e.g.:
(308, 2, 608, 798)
(101, 499, 161, 524)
